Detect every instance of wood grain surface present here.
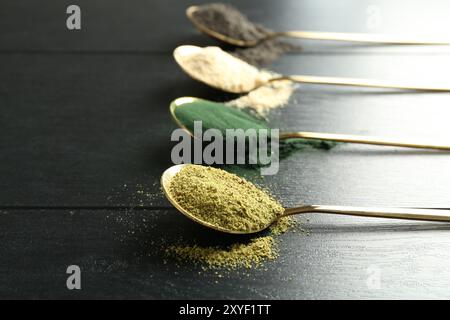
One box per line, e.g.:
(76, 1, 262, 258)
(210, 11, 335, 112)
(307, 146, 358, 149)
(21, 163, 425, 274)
(0, 0, 449, 299)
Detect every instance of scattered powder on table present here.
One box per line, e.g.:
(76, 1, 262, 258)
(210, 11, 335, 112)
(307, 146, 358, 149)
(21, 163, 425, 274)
(191, 3, 300, 66)
(166, 236, 277, 269)
(176, 45, 274, 93)
(269, 216, 297, 236)
(226, 80, 296, 117)
(168, 165, 284, 233)
(165, 217, 297, 270)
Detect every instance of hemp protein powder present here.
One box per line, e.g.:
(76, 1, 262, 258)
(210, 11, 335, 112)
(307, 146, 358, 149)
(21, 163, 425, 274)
(168, 165, 284, 233)
(165, 165, 298, 269)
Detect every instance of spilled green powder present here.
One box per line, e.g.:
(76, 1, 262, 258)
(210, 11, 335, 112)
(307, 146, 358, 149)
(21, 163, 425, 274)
(165, 217, 297, 270)
(168, 165, 283, 233)
(279, 138, 338, 160)
(269, 216, 297, 235)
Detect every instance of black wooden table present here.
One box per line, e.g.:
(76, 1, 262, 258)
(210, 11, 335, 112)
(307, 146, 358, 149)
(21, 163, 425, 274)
(1, 0, 450, 299)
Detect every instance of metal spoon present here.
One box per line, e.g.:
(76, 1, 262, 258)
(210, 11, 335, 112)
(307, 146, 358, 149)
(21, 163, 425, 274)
(162, 164, 450, 234)
(187, 5, 450, 46)
(174, 45, 450, 93)
(170, 97, 450, 151)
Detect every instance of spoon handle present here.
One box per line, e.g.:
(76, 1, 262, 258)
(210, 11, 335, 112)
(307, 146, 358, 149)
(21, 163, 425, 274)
(279, 131, 450, 151)
(284, 205, 450, 222)
(275, 74, 450, 92)
(274, 31, 450, 45)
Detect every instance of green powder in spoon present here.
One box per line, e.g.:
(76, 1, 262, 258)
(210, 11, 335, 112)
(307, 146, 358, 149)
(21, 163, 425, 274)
(173, 98, 339, 155)
(175, 98, 268, 134)
(169, 165, 284, 233)
(165, 164, 299, 269)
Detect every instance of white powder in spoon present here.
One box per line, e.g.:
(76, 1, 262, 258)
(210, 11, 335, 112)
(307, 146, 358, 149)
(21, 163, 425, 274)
(175, 46, 275, 93)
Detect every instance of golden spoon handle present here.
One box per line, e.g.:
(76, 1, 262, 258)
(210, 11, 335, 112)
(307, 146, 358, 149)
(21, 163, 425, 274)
(279, 131, 450, 150)
(273, 74, 450, 91)
(283, 205, 450, 222)
(273, 31, 450, 45)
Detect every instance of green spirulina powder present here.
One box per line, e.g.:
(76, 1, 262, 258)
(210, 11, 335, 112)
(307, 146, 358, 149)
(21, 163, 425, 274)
(173, 98, 339, 159)
(175, 98, 268, 134)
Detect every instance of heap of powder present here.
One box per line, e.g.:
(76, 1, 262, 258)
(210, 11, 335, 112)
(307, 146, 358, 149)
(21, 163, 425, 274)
(166, 236, 277, 269)
(226, 80, 296, 117)
(191, 3, 300, 66)
(175, 46, 274, 93)
(168, 165, 284, 233)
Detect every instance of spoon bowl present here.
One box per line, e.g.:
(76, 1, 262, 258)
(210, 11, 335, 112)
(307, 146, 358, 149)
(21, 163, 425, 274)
(161, 164, 270, 234)
(173, 45, 272, 93)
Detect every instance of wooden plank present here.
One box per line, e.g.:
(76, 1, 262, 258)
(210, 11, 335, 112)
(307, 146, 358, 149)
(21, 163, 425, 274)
(1, 0, 450, 53)
(0, 208, 449, 299)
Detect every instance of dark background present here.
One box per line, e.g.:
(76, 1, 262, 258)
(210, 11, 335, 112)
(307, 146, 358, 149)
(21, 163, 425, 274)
(1, 0, 450, 299)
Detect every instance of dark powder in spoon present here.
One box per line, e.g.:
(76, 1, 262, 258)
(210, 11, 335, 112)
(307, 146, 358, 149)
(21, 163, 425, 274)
(233, 40, 299, 67)
(192, 3, 269, 42)
(192, 2, 300, 66)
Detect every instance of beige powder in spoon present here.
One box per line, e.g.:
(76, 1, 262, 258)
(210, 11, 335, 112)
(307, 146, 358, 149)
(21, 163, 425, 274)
(176, 46, 275, 93)
(176, 46, 296, 116)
